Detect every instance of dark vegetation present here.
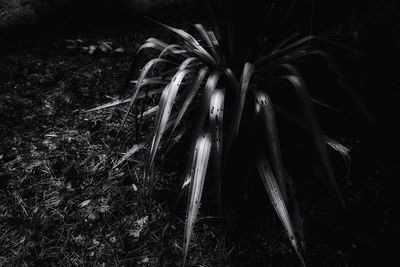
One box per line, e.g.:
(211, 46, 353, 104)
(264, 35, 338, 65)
(1, 1, 399, 266)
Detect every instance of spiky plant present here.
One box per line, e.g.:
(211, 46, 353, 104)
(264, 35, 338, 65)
(90, 1, 370, 265)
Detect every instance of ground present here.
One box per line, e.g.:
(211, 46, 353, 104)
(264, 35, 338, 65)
(0, 9, 398, 266)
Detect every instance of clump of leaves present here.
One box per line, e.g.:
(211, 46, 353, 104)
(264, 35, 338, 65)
(90, 1, 369, 265)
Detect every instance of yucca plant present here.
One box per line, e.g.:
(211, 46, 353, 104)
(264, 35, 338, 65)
(89, 1, 370, 265)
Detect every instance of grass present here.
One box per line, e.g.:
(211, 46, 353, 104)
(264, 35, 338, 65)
(0, 112, 151, 266)
(0, 30, 164, 266)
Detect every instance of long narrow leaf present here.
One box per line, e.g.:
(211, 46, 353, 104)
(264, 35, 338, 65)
(235, 63, 255, 136)
(279, 64, 344, 206)
(170, 67, 209, 136)
(183, 132, 212, 266)
(224, 63, 254, 167)
(194, 24, 221, 63)
(180, 71, 221, 191)
(131, 78, 170, 87)
(209, 88, 225, 211)
(122, 39, 169, 94)
(146, 69, 191, 176)
(256, 156, 306, 267)
(86, 98, 130, 112)
(207, 30, 219, 46)
(145, 59, 200, 191)
(273, 103, 351, 180)
(325, 136, 351, 181)
(86, 94, 161, 113)
(255, 35, 314, 65)
(148, 18, 216, 65)
(253, 89, 287, 201)
(283, 168, 305, 251)
(294, 49, 375, 124)
(120, 58, 176, 131)
(137, 38, 169, 53)
(159, 44, 188, 59)
(178, 57, 199, 71)
(224, 68, 240, 94)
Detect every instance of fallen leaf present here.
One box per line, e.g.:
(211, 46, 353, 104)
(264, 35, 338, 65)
(113, 47, 125, 53)
(80, 199, 91, 208)
(88, 46, 97, 55)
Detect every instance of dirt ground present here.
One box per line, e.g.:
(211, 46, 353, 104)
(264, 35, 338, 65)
(0, 10, 399, 267)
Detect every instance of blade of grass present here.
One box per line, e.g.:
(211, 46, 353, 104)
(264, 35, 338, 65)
(86, 98, 131, 112)
(325, 136, 351, 181)
(86, 90, 163, 112)
(132, 78, 170, 87)
(137, 105, 159, 118)
(113, 142, 146, 169)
